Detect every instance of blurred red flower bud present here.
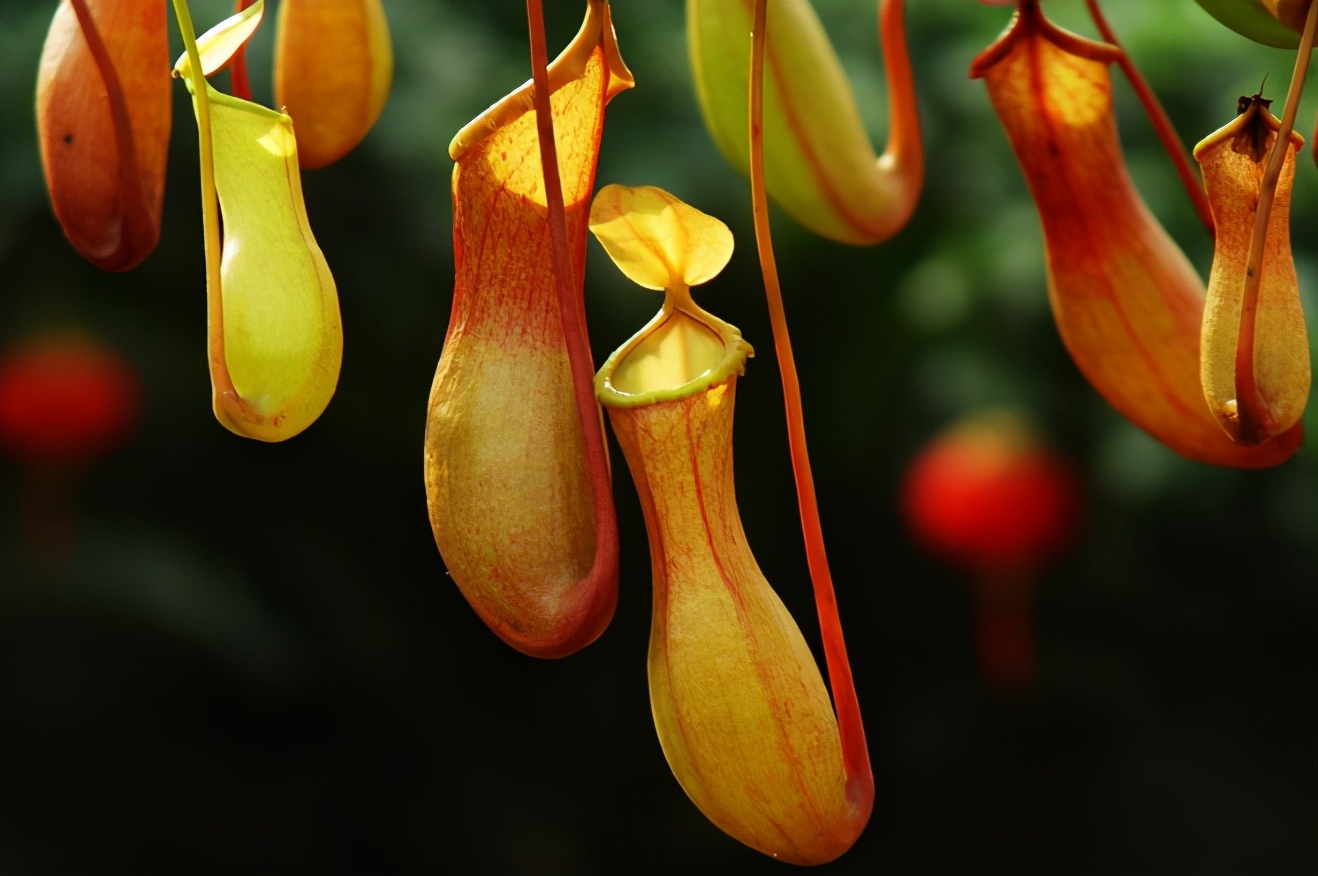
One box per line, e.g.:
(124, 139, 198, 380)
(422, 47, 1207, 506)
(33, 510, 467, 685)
(0, 331, 141, 463)
(902, 411, 1080, 572)
(902, 411, 1081, 690)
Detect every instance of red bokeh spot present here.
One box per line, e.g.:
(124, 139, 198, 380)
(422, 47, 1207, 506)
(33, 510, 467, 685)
(902, 413, 1080, 570)
(0, 331, 141, 463)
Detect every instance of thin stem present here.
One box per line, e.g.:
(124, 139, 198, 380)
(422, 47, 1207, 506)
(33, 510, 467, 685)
(749, 0, 871, 809)
(171, 0, 245, 414)
(1084, 0, 1215, 236)
(1234, 0, 1317, 443)
(20, 463, 80, 580)
(877, 0, 923, 193)
(68, 0, 152, 267)
(970, 567, 1039, 693)
(525, 0, 620, 648)
(230, 0, 256, 100)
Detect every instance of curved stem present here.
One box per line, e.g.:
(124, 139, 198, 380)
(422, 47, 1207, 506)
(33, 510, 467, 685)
(877, 0, 922, 184)
(750, 0, 872, 809)
(1084, 0, 1214, 236)
(525, 0, 620, 642)
(1235, 0, 1317, 442)
(970, 567, 1039, 693)
(171, 0, 245, 413)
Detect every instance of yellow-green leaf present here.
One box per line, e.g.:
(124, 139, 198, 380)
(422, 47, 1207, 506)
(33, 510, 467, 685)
(588, 184, 733, 291)
(173, 0, 265, 79)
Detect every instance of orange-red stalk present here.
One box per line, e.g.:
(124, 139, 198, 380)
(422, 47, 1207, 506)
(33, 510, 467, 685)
(748, 0, 872, 809)
(230, 0, 256, 100)
(524, 0, 620, 632)
(1083, 0, 1214, 236)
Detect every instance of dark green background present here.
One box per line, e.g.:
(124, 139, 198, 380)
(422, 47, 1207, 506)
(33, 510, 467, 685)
(0, 1, 1314, 872)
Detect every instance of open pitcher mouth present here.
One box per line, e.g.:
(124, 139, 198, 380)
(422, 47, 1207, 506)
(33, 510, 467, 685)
(595, 291, 753, 409)
(587, 183, 865, 865)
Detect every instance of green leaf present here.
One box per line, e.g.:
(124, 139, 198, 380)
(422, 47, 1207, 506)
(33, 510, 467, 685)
(1193, 0, 1303, 49)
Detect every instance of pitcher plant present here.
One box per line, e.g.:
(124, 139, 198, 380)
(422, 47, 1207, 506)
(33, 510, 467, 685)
(34, 0, 392, 437)
(972, 0, 1310, 467)
(423, 0, 631, 658)
(591, 184, 869, 865)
